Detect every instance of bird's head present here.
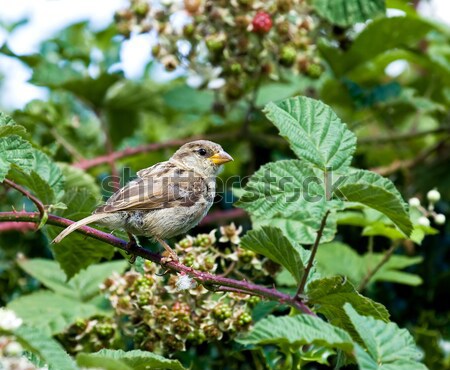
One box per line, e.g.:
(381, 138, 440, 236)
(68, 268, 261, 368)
(171, 140, 233, 177)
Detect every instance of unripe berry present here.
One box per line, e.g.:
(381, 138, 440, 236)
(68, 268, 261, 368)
(427, 189, 441, 203)
(184, 0, 201, 13)
(252, 12, 272, 34)
(279, 46, 297, 67)
(408, 197, 421, 208)
(434, 214, 446, 225)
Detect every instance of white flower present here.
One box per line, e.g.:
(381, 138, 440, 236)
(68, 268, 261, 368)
(408, 197, 421, 208)
(175, 274, 197, 291)
(4, 341, 23, 356)
(0, 308, 22, 330)
(418, 216, 431, 227)
(434, 214, 446, 225)
(427, 189, 441, 203)
(219, 223, 243, 245)
(186, 66, 225, 90)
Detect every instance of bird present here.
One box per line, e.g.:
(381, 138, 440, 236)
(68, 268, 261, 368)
(52, 140, 233, 259)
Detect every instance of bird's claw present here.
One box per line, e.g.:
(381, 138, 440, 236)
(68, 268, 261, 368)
(161, 250, 179, 264)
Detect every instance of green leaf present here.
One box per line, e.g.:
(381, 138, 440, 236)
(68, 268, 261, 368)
(320, 16, 438, 77)
(236, 314, 354, 354)
(334, 169, 413, 236)
(312, 0, 385, 27)
(240, 226, 311, 284)
(344, 304, 428, 370)
(13, 325, 77, 370)
(58, 162, 101, 198)
(76, 349, 186, 370)
(307, 276, 389, 343)
(7, 291, 103, 335)
(316, 242, 423, 287)
(0, 112, 27, 138)
(263, 96, 357, 171)
(18, 258, 128, 301)
(0, 136, 34, 181)
(48, 190, 115, 279)
(236, 159, 336, 244)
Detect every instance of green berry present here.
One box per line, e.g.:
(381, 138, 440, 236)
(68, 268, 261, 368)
(279, 46, 297, 67)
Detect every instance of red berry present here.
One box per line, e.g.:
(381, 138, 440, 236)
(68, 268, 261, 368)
(252, 12, 272, 34)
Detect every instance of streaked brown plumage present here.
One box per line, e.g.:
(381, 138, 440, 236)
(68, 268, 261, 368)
(52, 140, 233, 257)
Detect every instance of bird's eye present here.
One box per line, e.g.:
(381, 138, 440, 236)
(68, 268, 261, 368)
(198, 148, 207, 156)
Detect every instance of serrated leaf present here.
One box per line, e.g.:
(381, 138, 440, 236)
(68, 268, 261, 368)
(13, 325, 77, 370)
(312, 0, 385, 27)
(320, 16, 438, 77)
(18, 258, 128, 301)
(236, 160, 336, 244)
(0, 136, 34, 181)
(253, 210, 337, 245)
(344, 304, 428, 370)
(236, 314, 354, 354)
(0, 112, 27, 138)
(240, 226, 311, 284)
(263, 96, 357, 171)
(76, 349, 186, 370)
(334, 169, 413, 236)
(47, 190, 114, 278)
(316, 242, 423, 287)
(7, 291, 103, 335)
(307, 276, 389, 343)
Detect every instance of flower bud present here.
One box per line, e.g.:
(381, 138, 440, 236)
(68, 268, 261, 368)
(427, 189, 441, 203)
(408, 197, 421, 208)
(418, 216, 431, 227)
(434, 214, 446, 225)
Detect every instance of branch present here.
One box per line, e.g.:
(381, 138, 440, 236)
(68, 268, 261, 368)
(357, 244, 398, 291)
(200, 208, 247, 226)
(3, 179, 46, 218)
(0, 211, 314, 315)
(371, 137, 449, 176)
(359, 126, 450, 145)
(296, 210, 331, 297)
(73, 132, 239, 170)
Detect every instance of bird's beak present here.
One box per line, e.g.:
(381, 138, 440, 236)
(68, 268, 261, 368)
(208, 150, 233, 165)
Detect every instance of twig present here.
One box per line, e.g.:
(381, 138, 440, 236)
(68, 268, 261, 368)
(296, 210, 331, 297)
(0, 211, 314, 316)
(371, 138, 449, 176)
(3, 179, 46, 218)
(200, 208, 247, 226)
(73, 132, 239, 170)
(359, 126, 450, 145)
(358, 244, 398, 291)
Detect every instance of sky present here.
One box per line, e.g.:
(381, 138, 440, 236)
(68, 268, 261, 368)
(0, 0, 449, 109)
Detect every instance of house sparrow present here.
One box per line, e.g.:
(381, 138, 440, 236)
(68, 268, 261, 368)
(52, 140, 233, 258)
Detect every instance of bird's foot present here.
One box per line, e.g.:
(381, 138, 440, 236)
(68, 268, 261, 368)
(161, 250, 179, 264)
(125, 232, 138, 264)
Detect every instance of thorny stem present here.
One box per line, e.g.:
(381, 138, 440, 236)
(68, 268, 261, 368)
(358, 243, 399, 291)
(0, 211, 314, 316)
(296, 210, 331, 297)
(2, 179, 46, 219)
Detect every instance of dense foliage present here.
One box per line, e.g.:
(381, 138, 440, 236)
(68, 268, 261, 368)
(0, 1, 449, 369)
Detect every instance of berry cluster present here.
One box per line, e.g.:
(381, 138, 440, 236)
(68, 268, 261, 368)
(114, 0, 323, 102)
(57, 316, 118, 355)
(100, 225, 270, 355)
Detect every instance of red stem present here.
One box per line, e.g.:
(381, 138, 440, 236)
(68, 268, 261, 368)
(3, 179, 46, 218)
(73, 132, 238, 170)
(0, 211, 314, 315)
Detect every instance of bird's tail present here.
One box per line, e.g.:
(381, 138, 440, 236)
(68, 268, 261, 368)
(52, 213, 108, 243)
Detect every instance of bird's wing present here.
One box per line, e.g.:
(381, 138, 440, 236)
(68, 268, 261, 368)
(96, 163, 206, 213)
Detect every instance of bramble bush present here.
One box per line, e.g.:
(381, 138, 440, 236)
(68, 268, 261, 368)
(1, 0, 449, 369)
